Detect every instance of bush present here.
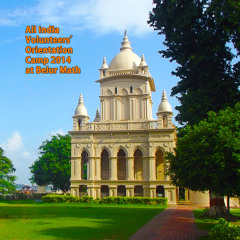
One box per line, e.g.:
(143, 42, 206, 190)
(99, 196, 167, 205)
(41, 195, 168, 205)
(79, 196, 94, 203)
(0, 193, 48, 200)
(210, 218, 240, 240)
(42, 194, 79, 203)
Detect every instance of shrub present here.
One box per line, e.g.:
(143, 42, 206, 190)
(0, 193, 48, 201)
(42, 194, 79, 203)
(42, 195, 168, 205)
(99, 196, 167, 205)
(210, 218, 240, 240)
(79, 196, 94, 203)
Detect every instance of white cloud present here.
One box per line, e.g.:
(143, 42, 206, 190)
(0, 0, 154, 35)
(22, 151, 31, 159)
(1, 131, 23, 152)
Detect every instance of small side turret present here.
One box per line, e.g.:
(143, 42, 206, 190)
(99, 57, 109, 78)
(73, 94, 89, 130)
(157, 90, 173, 128)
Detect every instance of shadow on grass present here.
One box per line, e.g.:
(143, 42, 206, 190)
(0, 204, 166, 240)
(39, 225, 118, 240)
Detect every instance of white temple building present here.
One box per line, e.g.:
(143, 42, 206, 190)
(69, 32, 177, 204)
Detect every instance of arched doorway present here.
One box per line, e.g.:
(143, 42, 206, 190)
(101, 185, 109, 198)
(79, 185, 87, 197)
(155, 150, 164, 180)
(101, 149, 109, 180)
(81, 150, 88, 180)
(134, 185, 143, 197)
(117, 149, 126, 180)
(156, 185, 165, 198)
(117, 185, 126, 196)
(134, 149, 143, 180)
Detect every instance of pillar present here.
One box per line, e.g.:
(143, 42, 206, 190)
(126, 157, 134, 180)
(143, 157, 148, 180)
(149, 187, 156, 198)
(76, 158, 81, 179)
(149, 157, 156, 180)
(94, 186, 101, 199)
(95, 157, 101, 180)
(109, 186, 117, 197)
(126, 186, 134, 197)
(109, 157, 117, 180)
(88, 157, 94, 180)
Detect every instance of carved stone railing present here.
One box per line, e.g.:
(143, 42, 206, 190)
(80, 120, 160, 131)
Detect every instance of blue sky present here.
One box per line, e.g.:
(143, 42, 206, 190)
(0, 0, 179, 184)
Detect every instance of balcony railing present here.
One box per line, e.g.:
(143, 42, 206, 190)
(79, 121, 161, 131)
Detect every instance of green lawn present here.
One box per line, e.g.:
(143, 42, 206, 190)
(0, 201, 166, 240)
(194, 208, 240, 239)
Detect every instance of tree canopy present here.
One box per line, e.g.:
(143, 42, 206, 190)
(167, 103, 240, 197)
(148, 0, 240, 125)
(30, 134, 71, 192)
(0, 147, 16, 194)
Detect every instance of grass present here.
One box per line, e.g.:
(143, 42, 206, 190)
(194, 208, 240, 239)
(0, 201, 166, 240)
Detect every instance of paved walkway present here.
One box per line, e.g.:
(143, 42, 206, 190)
(128, 205, 208, 240)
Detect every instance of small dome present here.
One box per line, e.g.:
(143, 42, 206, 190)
(158, 90, 172, 113)
(109, 31, 141, 70)
(74, 94, 88, 116)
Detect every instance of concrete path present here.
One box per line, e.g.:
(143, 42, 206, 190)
(128, 205, 208, 240)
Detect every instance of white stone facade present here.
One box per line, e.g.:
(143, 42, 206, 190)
(69, 33, 177, 204)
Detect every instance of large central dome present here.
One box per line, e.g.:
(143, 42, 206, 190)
(109, 32, 141, 70)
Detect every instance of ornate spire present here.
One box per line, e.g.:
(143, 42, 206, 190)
(161, 90, 168, 101)
(120, 30, 132, 51)
(94, 108, 101, 122)
(78, 93, 84, 105)
(100, 57, 108, 69)
(139, 54, 148, 67)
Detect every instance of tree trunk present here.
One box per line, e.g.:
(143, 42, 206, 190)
(209, 192, 228, 217)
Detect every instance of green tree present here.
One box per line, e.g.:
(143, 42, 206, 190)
(148, 0, 240, 125)
(167, 103, 240, 216)
(30, 134, 71, 192)
(0, 147, 16, 194)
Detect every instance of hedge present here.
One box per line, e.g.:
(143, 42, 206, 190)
(99, 196, 167, 205)
(0, 193, 48, 200)
(42, 195, 168, 205)
(210, 218, 240, 240)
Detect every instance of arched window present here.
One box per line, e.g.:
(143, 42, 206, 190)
(134, 149, 143, 180)
(81, 151, 88, 180)
(117, 149, 126, 180)
(115, 87, 117, 94)
(101, 149, 109, 180)
(130, 86, 133, 93)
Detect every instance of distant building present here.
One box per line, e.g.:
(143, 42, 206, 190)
(69, 32, 177, 204)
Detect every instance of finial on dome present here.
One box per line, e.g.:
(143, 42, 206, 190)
(101, 57, 108, 69)
(161, 89, 168, 101)
(158, 90, 172, 113)
(120, 30, 132, 51)
(78, 93, 84, 104)
(139, 54, 148, 67)
(94, 108, 101, 122)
